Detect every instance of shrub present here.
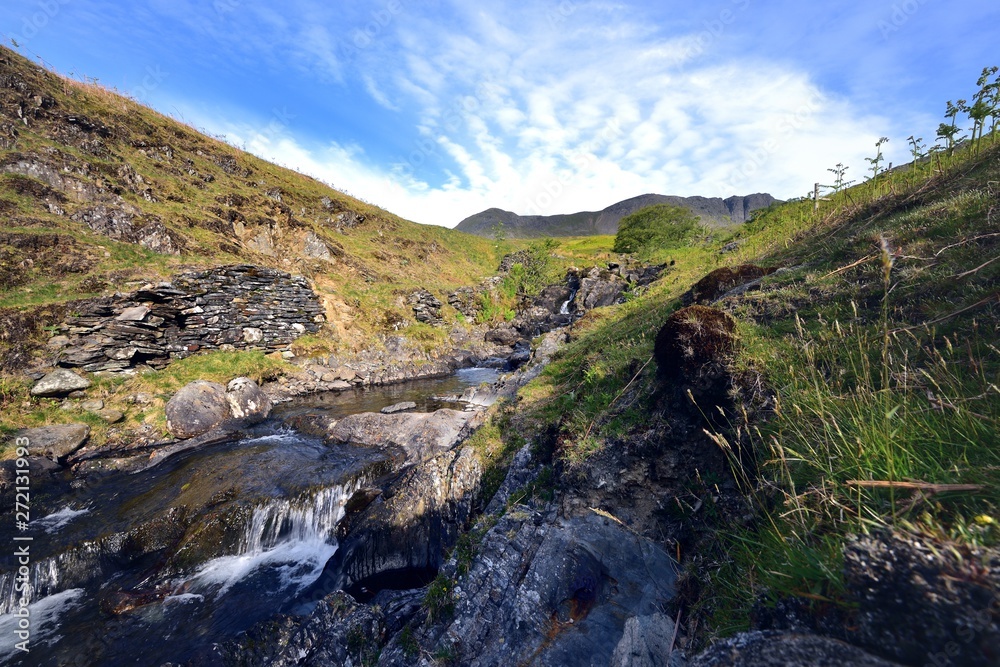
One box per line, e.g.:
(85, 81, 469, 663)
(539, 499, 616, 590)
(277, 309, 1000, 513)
(613, 204, 700, 255)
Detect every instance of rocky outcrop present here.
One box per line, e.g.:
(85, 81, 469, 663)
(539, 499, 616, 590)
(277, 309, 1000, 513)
(30, 368, 91, 396)
(401, 510, 678, 667)
(843, 532, 1000, 667)
(71, 204, 181, 255)
(52, 265, 324, 372)
(408, 289, 443, 325)
(577, 267, 626, 310)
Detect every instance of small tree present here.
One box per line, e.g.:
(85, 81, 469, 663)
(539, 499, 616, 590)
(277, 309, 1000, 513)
(613, 204, 700, 255)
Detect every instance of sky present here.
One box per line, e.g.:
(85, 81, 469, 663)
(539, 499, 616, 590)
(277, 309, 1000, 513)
(1, 1, 998, 228)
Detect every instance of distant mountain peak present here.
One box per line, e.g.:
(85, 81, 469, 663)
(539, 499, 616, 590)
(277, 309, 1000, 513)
(455, 193, 779, 238)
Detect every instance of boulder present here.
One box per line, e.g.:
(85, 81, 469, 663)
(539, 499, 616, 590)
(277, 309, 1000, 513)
(31, 369, 92, 397)
(15, 424, 90, 461)
(688, 631, 901, 666)
(611, 613, 683, 667)
(326, 409, 474, 462)
(164, 380, 231, 439)
(80, 399, 104, 412)
(843, 531, 1000, 667)
(485, 324, 521, 346)
(96, 408, 124, 424)
(225, 377, 272, 423)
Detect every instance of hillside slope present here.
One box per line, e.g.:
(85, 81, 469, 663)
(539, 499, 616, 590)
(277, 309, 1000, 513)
(455, 192, 778, 238)
(0, 45, 497, 350)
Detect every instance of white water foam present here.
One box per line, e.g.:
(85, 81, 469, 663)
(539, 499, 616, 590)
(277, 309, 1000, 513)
(0, 588, 84, 663)
(36, 506, 91, 533)
(181, 482, 360, 598)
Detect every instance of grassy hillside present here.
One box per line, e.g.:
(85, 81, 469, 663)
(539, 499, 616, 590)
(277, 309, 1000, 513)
(0, 45, 499, 351)
(501, 117, 1000, 641)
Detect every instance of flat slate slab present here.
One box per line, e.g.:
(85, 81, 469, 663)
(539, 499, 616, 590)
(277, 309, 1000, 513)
(30, 369, 92, 397)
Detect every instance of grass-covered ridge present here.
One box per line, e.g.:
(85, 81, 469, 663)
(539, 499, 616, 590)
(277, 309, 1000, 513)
(503, 111, 1000, 641)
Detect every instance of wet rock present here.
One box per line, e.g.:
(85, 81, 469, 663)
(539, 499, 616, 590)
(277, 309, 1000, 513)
(30, 368, 92, 397)
(222, 592, 384, 667)
(688, 631, 901, 667)
(685, 264, 777, 305)
(15, 423, 90, 461)
(329, 444, 483, 593)
(534, 283, 575, 314)
(326, 409, 475, 462)
(843, 531, 1000, 667)
(577, 271, 626, 309)
(225, 377, 272, 423)
(381, 401, 417, 414)
(484, 324, 520, 346)
(164, 380, 231, 439)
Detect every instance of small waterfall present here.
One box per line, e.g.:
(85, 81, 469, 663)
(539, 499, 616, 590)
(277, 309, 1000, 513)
(559, 289, 578, 315)
(0, 546, 101, 616)
(184, 480, 363, 596)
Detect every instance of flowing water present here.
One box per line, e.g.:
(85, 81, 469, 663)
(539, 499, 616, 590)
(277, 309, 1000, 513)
(0, 368, 499, 666)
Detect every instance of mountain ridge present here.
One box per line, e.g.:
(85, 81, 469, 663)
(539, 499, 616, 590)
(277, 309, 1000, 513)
(455, 192, 779, 238)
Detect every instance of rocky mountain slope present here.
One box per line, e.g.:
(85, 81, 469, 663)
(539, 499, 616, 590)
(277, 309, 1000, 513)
(455, 192, 779, 238)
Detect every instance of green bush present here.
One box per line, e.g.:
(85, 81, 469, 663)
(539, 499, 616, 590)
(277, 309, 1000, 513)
(613, 204, 700, 255)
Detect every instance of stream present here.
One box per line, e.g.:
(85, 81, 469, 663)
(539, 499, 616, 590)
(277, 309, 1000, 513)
(0, 367, 500, 666)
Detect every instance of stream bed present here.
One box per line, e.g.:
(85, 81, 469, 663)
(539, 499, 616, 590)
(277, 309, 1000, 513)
(0, 367, 500, 666)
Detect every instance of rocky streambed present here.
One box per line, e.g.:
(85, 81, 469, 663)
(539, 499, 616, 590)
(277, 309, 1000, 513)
(0, 366, 506, 666)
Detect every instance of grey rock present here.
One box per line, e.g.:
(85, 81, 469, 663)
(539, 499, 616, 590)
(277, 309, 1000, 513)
(225, 377, 272, 423)
(302, 231, 332, 261)
(484, 324, 520, 346)
(164, 380, 231, 439)
(15, 424, 90, 461)
(843, 531, 1000, 667)
(428, 510, 678, 667)
(96, 408, 124, 423)
(242, 327, 264, 344)
(31, 369, 92, 397)
(611, 613, 683, 667)
(381, 401, 417, 414)
(688, 631, 902, 667)
(79, 399, 105, 412)
(578, 275, 625, 310)
(116, 305, 149, 321)
(326, 409, 474, 462)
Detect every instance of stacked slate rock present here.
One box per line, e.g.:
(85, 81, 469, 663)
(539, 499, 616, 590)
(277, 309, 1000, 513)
(54, 265, 324, 373)
(408, 289, 443, 325)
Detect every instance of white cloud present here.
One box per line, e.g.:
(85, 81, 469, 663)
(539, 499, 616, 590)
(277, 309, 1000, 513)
(183, 0, 901, 226)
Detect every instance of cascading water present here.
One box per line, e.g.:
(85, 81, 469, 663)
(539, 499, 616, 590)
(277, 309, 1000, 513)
(559, 289, 578, 315)
(181, 480, 363, 597)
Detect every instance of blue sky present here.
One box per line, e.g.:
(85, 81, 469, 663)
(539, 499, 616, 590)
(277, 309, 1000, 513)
(2, 1, 998, 227)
